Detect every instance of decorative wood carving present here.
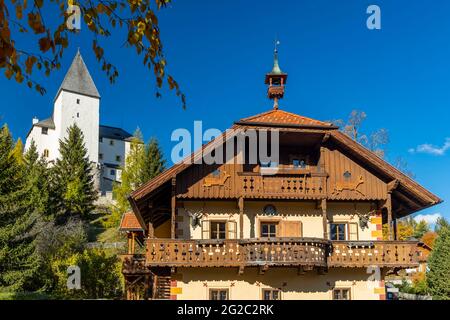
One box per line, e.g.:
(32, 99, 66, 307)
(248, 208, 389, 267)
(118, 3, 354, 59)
(332, 175, 365, 196)
(203, 171, 231, 187)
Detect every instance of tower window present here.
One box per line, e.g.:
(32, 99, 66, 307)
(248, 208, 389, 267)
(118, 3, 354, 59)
(109, 140, 114, 146)
(77, 112, 79, 118)
(115, 155, 121, 162)
(110, 169, 116, 176)
(76, 99, 80, 104)
(99, 153, 103, 160)
(43, 149, 49, 158)
(99, 137, 103, 143)
(41, 127, 48, 135)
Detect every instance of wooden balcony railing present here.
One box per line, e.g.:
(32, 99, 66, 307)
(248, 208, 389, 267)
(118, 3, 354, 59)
(328, 241, 420, 268)
(240, 174, 326, 198)
(121, 239, 420, 274)
(146, 238, 329, 268)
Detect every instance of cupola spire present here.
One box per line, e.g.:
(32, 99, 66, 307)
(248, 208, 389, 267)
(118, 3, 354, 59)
(265, 40, 287, 110)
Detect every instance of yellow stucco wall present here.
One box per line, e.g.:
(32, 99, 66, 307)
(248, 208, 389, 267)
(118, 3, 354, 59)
(177, 201, 378, 241)
(172, 267, 384, 300)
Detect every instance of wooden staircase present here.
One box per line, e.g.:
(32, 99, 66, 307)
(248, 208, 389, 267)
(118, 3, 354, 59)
(152, 268, 171, 300)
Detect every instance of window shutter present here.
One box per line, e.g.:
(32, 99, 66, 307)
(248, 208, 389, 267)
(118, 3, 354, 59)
(348, 223, 359, 240)
(227, 221, 237, 239)
(202, 220, 210, 239)
(279, 221, 302, 237)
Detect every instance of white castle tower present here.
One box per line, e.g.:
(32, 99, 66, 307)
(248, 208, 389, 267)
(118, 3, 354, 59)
(25, 51, 133, 198)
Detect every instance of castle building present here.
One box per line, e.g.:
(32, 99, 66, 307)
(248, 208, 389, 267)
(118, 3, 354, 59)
(118, 49, 441, 300)
(25, 51, 133, 197)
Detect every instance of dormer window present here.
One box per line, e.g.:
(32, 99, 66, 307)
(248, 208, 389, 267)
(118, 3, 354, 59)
(41, 127, 48, 135)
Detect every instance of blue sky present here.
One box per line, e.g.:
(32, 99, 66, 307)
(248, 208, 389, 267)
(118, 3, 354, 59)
(0, 1, 448, 223)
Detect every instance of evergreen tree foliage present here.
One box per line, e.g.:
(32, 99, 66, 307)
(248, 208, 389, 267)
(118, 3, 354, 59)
(427, 227, 450, 300)
(52, 124, 97, 220)
(143, 137, 166, 182)
(23, 140, 50, 217)
(0, 125, 39, 292)
(435, 217, 450, 233)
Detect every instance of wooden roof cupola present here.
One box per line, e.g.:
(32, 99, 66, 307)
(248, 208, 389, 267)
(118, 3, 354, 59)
(265, 41, 287, 110)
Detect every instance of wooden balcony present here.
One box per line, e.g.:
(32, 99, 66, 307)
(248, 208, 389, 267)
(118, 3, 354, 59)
(121, 240, 420, 274)
(328, 241, 420, 268)
(239, 173, 326, 199)
(146, 238, 329, 268)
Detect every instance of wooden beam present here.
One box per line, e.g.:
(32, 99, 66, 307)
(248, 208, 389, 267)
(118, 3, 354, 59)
(171, 177, 176, 239)
(238, 197, 244, 239)
(321, 199, 328, 239)
(386, 193, 393, 241)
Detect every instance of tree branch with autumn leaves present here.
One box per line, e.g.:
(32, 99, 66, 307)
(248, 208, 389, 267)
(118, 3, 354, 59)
(0, 0, 185, 108)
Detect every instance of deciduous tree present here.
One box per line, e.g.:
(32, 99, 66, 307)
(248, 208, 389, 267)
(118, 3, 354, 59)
(0, 0, 185, 108)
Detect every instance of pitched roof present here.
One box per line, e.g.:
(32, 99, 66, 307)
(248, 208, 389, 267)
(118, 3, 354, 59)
(119, 211, 146, 231)
(129, 108, 441, 219)
(99, 125, 133, 141)
(34, 117, 55, 129)
(236, 109, 336, 129)
(55, 51, 100, 99)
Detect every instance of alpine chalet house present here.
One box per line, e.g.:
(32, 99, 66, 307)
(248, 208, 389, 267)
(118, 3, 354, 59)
(119, 49, 441, 300)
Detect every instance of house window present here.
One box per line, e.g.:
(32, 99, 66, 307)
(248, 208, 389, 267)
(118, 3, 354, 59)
(110, 169, 116, 176)
(260, 222, 277, 238)
(43, 149, 49, 158)
(99, 153, 103, 160)
(262, 289, 281, 300)
(115, 155, 121, 162)
(330, 223, 346, 240)
(263, 204, 277, 216)
(109, 140, 114, 146)
(210, 221, 226, 240)
(333, 288, 351, 300)
(210, 289, 228, 300)
(41, 127, 48, 135)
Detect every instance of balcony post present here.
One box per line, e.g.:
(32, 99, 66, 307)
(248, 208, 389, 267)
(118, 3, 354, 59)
(171, 177, 176, 239)
(386, 193, 393, 241)
(321, 199, 328, 239)
(393, 212, 398, 240)
(239, 197, 244, 239)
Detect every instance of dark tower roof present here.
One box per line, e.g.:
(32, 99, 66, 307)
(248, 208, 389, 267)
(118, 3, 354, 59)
(55, 50, 100, 100)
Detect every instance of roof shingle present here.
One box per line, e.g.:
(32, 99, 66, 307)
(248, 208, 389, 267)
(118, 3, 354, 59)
(119, 211, 146, 231)
(237, 109, 335, 128)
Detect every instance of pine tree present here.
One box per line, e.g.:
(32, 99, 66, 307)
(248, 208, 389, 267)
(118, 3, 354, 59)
(143, 137, 166, 182)
(52, 124, 97, 220)
(24, 140, 50, 215)
(0, 125, 39, 291)
(427, 227, 450, 299)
